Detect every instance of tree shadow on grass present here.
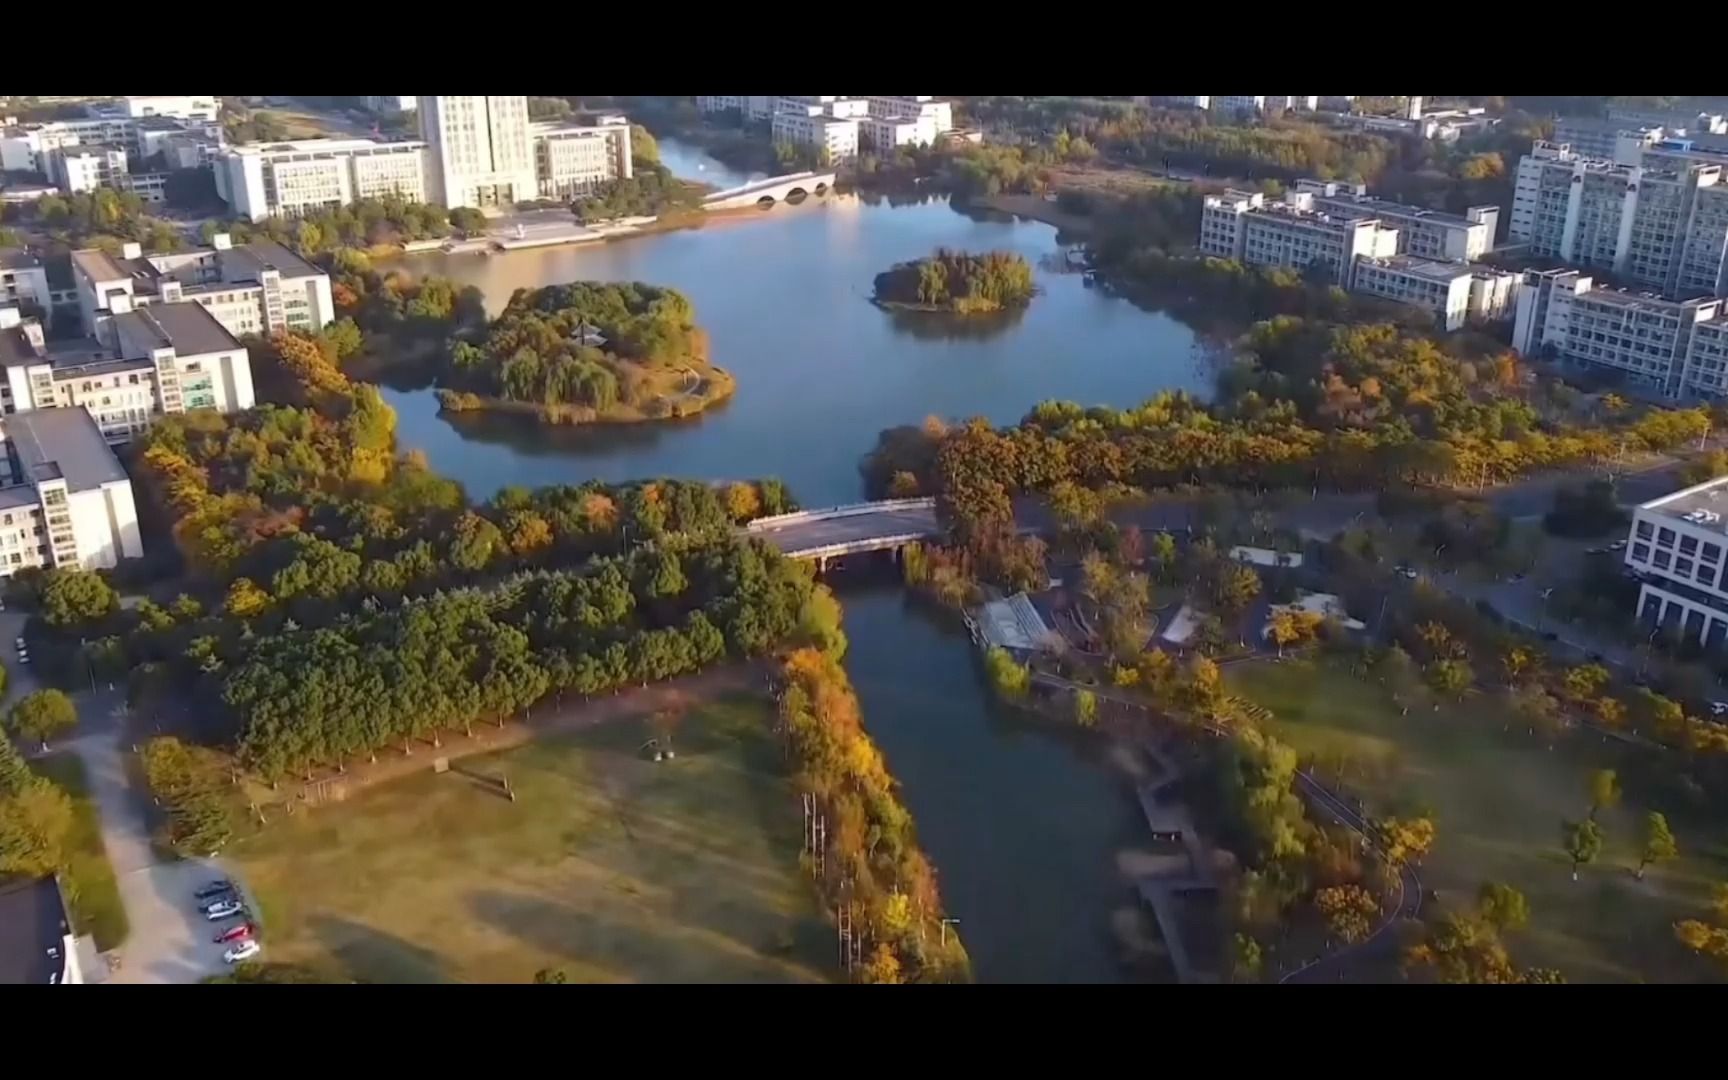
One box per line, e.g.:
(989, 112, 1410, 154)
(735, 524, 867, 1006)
(308, 915, 454, 985)
(467, 887, 825, 984)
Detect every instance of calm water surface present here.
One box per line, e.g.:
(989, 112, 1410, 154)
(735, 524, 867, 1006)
(380, 139, 1201, 981)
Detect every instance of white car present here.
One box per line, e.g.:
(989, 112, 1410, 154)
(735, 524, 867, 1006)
(204, 899, 244, 920)
(223, 940, 262, 964)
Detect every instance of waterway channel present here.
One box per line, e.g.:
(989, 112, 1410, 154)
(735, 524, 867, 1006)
(381, 138, 1209, 981)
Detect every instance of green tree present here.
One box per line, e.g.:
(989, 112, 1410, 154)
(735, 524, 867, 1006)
(1073, 688, 1098, 728)
(1586, 769, 1620, 820)
(1563, 818, 1604, 882)
(7, 690, 77, 750)
(1477, 882, 1530, 932)
(1638, 812, 1678, 880)
(0, 780, 74, 878)
(39, 569, 119, 629)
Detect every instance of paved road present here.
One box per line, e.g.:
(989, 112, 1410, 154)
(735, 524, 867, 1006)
(750, 504, 939, 556)
(65, 687, 249, 984)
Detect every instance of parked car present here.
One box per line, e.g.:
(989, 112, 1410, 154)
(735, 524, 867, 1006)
(223, 940, 262, 964)
(214, 922, 255, 944)
(194, 880, 235, 900)
(204, 899, 244, 920)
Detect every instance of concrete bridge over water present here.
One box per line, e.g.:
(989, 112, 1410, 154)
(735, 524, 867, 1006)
(745, 498, 938, 567)
(702, 171, 838, 211)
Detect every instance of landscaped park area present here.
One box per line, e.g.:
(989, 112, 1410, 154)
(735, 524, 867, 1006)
(1227, 658, 1728, 983)
(228, 695, 831, 983)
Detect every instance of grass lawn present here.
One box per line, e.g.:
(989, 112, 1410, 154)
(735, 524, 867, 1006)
(228, 694, 831, 984)
(1226, 658, 1728, 983)
(34, 753, 129, 950)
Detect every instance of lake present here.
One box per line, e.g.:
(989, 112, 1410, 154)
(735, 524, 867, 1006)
(380, 137, 1203, 982)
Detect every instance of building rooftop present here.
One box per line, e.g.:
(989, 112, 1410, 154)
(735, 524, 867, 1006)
(221, 239, 322, 282)
(1356, 255, 1476, 283)
(0, 877, 72, 985)
(113, 301, 241, 357)
(6, 406, 129, 491)
(1641, 475, 1728, 529)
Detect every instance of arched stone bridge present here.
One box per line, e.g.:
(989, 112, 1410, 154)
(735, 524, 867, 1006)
(744, 498, 939, 566)
(702, 170, 838, 210)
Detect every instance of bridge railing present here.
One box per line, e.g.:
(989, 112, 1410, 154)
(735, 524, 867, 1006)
(745, 497, 936, 532)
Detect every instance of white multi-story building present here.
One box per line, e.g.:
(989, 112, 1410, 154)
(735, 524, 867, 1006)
(1199, 189, 1399, 287)
(72, 236, 332, 341)
(530, 118, 633, 200)
(1623, 475, 1728, 648)
(46, 145, 128, 194)
(1294, 179, 1499, 261)
(0, 405, 142, 576)
(214, 138, 430, 221)
(1351, 256, 1517, 331)
(1510, 141, 1728, 300)
(1512, 269, 1725, 398)
(771, 112, 859, 163)
(2, 300, 255, 441)
(0, 251, 50, 311)
(859, 114, 939, 150)
(418, 96, 536, 210)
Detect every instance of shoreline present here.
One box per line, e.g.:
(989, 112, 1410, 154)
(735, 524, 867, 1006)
(436, 365, 737, 427)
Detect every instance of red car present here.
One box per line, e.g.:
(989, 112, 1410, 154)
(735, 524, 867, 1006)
(213, 922, 255, 944)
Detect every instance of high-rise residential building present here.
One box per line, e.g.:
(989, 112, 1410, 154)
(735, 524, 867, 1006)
(1294, 179, 1499, 260)
(1512, 268, 1724, 398)
(214, 138, 430, 221)
(1511, 141, 1728, 300)
(71, 236, 333, 340)
(417, 96, 536, 210)
(530, 118, 633, 200)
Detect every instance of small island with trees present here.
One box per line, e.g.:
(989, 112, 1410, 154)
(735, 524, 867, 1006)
(435, 281, 736, 425)
(871, 248, 1036, 315)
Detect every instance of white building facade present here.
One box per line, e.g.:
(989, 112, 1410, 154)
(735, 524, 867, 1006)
(530, 118, 633, 200)
(1624, 476, 1728, 649)
(1510, 141, 1728, 300)
(214, 138, 430, 221)
(418, 96, 537, 210)
(1512, 269, 1724, 398)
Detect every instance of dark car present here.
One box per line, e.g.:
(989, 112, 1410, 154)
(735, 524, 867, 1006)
(194, 880, 235, 900)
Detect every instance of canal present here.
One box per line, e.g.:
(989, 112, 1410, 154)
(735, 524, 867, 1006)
(381, 138, 1203, 981)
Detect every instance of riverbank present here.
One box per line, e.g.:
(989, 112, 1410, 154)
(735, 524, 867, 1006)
(436, 364, 737, 426)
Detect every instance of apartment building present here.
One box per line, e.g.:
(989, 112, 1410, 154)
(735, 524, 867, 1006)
(1622, 475, 1728, 649)
(1295, 179, 1499, 260)
(530, 118, 633, 200)
(46, 145, 128, 194)
(418, 96, 536, 210)
(1350, 256, 1517, 331)
(1199, 189, 1398, 287)
(1, 301, 255, 443)
(0, 251, 49, 310)
(72, 236, 332, 340)
(214, 138, 430, 221)
(0, 406, 142, 576)
(1510, 141, 1728, 300)
(771, 111, 859, 163)
(1512, 269, 1723, 398)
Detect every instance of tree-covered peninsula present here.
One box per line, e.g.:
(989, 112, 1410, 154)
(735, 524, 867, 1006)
(871, 248, 1035, 315)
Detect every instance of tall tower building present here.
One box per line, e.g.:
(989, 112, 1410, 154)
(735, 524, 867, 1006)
(417, 96, 535, 210)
